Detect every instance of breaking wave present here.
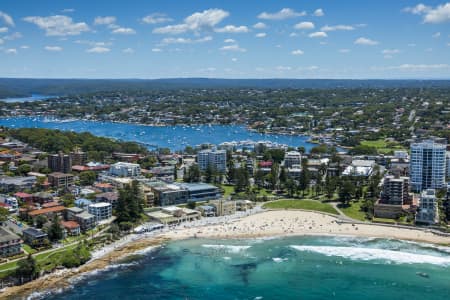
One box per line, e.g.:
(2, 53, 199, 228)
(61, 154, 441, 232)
(290, 245, 450, 266)
(202, 244, 251, 253)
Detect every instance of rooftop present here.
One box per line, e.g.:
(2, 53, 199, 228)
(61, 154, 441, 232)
(0, 227, 20, 243)
(89, 202, 111, 208)
(61, 220, 80, 229)
(76, 211, 95, 219)
(66, 206, 84, 213)
(28, 205, 65, 216)
(23, 227, 47, 238)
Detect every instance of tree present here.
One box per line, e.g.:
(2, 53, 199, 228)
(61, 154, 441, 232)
(35, 215, 48, 229)
(279, 167, 287, 186)
(0, 207, 8, 224)
(79, 171, 96, 186)
(286, 179, 296, 198)
(204, 164, 215, 183)
(349, 145, 378, 155)
(62, 242, 91, 268)
(338, 179, 355, 206)
(17, 164, 32, 176)
(62, 193, 75, 207)
(263, 149, 285, 164)
(254, 169, 265, 187)
(269, 162, 279, 190)
(184, 164, 201, 182)
(16, 254, 39, 282)
(235, 167, 249, 192)
(298, 159, 310, 196)
(116, 180, 143, 224)
(325, 176, 336, 200)
(48, 215, 64, 242)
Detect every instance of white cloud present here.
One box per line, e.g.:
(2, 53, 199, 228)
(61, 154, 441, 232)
(354, 37, 379, 45)
(220, 44, 246, 52)
(20, 45, 29, 49)
(321, 24, 354, 31)
(3, 32, 22, 40)
(432, 32, 441, 38)
(313, 9, 324, 17)
(23, 15, 90, 36)
(408, 43, 416, 47)
(255, 32, 267, 38)
(294, 21, 315, 30)
(276, 65, 292, 71)
(151, 48, 162, 52)
(258, 8, 306, 20)
(5, 48, 17, 54)
(224, 38, 235, 43)
(253, 22, 266, 29)
(94, 16, 116, 25)
(339, 49, 350, 53)
(74, 40, 112, 47)
(161, 36, 212, 44)
(112, 27, 136, 34)
(298, 65, 319, 71)
(291, 49, 304, 55)
(122, 48, 134, 53)
(44, 46, 63, 52)
(215, 25, 249, 33)
(0, 11, 14, 27)
(231, 57, 237, 62)
(289, 32, 298, 37)
(153, 9, 229, 34)
(141, 13, 172, 24)
(373, 63, 450, 71)
(0, 27, 8, 33)
(403, 4, 431, 15)
(382, 49, 400, 54)
(86, 46, 110, 53)
(309, 31, 327, 38)
(153, 24, 188, 34)
(61, 8, 75, 13)
(404, 3, 450, 23)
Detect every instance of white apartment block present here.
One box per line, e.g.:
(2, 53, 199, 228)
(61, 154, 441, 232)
(415, 189, 438, 224)
(198, 149, 227, 173)
(88, 202, 112, 222)
(284, 151, 302, 168)
(109, 162, 141, 177)
(410, 140, 446, 192)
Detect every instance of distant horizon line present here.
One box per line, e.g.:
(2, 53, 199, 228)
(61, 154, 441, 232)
(1, 77, 450, 81)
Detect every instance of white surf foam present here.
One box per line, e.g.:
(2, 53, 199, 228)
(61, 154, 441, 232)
(272, 257, 288, 263)
(290, 245, 450, 266)
(202, 244, 251, 253)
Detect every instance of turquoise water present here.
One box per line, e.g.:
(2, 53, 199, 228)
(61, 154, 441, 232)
(0, 117, 315, 151)
(45, 236, 450, 300)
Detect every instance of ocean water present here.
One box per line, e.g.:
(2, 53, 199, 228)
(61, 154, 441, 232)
(45, 236, 450, 300)
(0, 117, 315, 151)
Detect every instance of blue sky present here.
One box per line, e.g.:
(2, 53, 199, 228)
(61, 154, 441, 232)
(0, 0, 449, 79)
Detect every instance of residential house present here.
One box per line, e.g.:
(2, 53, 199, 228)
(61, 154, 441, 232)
(0, 228, 22, 257)
(22, 228, 48, 248)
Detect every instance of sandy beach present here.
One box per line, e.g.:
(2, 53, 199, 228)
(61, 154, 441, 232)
(2, 209, 450, 299)
(163, 210, 450, 244)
